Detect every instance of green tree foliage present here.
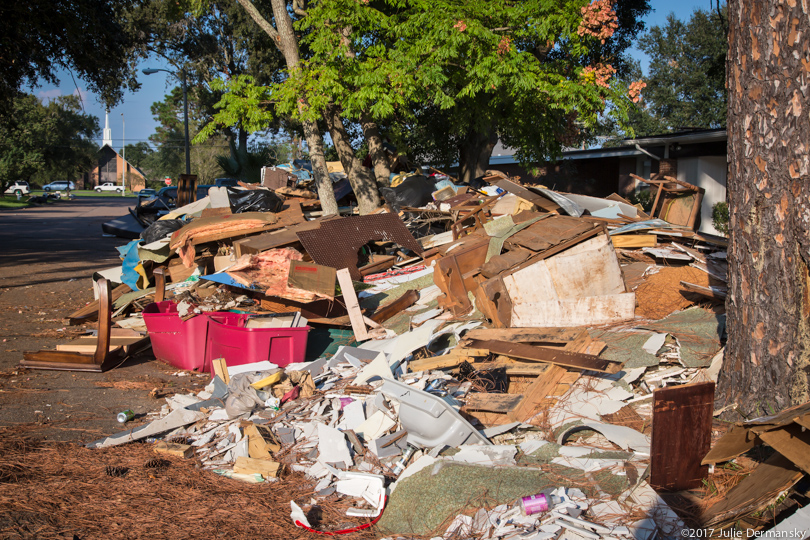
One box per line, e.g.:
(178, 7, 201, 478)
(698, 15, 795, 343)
(631, 4, 728, 134)
(262, 0, 649, 182)
(0, 94, 98, 191)
(124, 0, 285, 158)
(0, 1, 138, 113)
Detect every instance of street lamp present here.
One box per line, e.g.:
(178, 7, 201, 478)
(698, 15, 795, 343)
(142, 67, 190, 175)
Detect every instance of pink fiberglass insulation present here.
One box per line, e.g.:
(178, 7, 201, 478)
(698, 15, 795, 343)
(226, 248, 322, 303)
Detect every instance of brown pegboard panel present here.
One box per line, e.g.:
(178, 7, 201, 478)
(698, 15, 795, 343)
(296, 214, 424, 280)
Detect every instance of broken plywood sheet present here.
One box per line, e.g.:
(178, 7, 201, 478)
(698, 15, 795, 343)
(504, 234, 634, 327)
(702, 401, 810, 465)
(504, 234, 626, 302)
(511, 295, 636, 328)
(702, 453, 804, 528)
(639, 307, 725, 368)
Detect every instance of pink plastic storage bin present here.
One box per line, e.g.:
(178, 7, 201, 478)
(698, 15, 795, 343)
(142, 301, 233, 373)
(205, 313, 310, 368)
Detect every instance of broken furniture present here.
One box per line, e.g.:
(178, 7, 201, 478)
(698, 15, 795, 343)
(631, 173, 705, 230)
(21, 278, 150, 372)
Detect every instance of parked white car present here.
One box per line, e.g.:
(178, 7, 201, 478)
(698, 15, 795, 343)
(4, 181, 30, 195)
(95, 182, 125, 193)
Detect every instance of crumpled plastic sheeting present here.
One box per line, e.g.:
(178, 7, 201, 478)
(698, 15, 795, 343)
(117, 239, 149, 291)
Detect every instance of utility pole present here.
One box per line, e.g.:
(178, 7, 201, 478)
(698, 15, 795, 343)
(121, 113, 126, 194)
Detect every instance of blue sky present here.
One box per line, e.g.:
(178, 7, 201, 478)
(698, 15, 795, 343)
(34, 0, 716, 149)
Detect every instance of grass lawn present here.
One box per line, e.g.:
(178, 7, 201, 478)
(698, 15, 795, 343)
(0, 198, 30, 209)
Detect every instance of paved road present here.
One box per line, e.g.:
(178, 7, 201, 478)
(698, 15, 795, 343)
(0, 197, 133, 288)
(0, 197, 207, 443)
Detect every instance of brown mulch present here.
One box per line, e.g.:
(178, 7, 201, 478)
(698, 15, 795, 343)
(0, 427, 380, 540)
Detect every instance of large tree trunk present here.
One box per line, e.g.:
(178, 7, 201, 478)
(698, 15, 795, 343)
(360, 113, 391, 187)
(238, 0, 338, 215)
(324, 104, 381, 214)
(717, 0, 810, 419)
(458, 125, 498, 184)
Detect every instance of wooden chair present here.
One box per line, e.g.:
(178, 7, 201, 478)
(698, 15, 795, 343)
(20, 278, 151, 372)
(631, 173, 705, 230)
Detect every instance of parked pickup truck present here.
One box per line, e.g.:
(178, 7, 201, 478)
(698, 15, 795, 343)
(95, 182, 125, 193)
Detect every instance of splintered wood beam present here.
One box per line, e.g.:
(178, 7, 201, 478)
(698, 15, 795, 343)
(369, 289, 419, 324)
(464, 339, 621, 373)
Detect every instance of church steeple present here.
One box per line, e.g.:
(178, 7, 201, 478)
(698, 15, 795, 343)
(102, 110, 112, 147)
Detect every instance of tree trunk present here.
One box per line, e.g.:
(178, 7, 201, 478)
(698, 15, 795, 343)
(360, 113, 391, 187)
(458, 125, 498, 184)
(324, 104, 381, 214)
(238, 0, 338, 215)
(717, 0, 810, 419)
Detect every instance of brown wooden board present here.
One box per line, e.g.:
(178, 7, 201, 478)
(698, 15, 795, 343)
(465, 339, 621, 373)
(703, 402, 810, 464)
(465, 327, 585, 344)
(464, 393, 524, 413)
(495, 179, 561, 213)
(475, 277, 513, 328)
(508, 365, 567, 422)
(650, 382, 715, 491)
(757, 423, 810, 474)
(370, 289, 419, 324)
(702, 452, 804, 528)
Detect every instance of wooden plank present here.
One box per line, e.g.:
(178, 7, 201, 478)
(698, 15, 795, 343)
(680, 281, 728, 299)
(233, 456, 280, 478)
(471, 357, 553, 376)
(758, 423, 810, 474)
(243, 423, 281, 459)
(464, 393, 524, 413)
(508, 365, 567, 422)
(154, 441, 194, 459)
(794, 414, 810, 430)
(465, 327, 585, 344)
(369, 289, 419, 324)
(465, 339, 621, 373)
(408, 348, 489, 372)
(495, 179, 561, 213)
(337, 268, 369, 341)
(650, 382, 715, 491)
(610, 234, 657, 248)
(212, 357, 230, 384)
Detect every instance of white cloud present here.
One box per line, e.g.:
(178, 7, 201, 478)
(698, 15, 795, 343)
(38, 89, 62, 102)
(72, 88, 89, 107)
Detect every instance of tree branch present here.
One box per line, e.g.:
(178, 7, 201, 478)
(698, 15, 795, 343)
(292, 0, 307, 17)
(234, 0, 280, 44)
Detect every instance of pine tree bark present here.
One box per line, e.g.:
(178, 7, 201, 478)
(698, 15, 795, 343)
(717, 0, 810, 418)
(324, 104, 381, 214)
(236, 0, 338, 215)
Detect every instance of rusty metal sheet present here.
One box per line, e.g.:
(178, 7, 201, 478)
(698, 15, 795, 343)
(296, 214, 423, 281)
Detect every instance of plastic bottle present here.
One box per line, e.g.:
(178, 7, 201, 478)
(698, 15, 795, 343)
(519, 489, 565, 515)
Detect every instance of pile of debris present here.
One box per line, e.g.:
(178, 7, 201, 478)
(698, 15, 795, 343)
(22, 170, 810, 539)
